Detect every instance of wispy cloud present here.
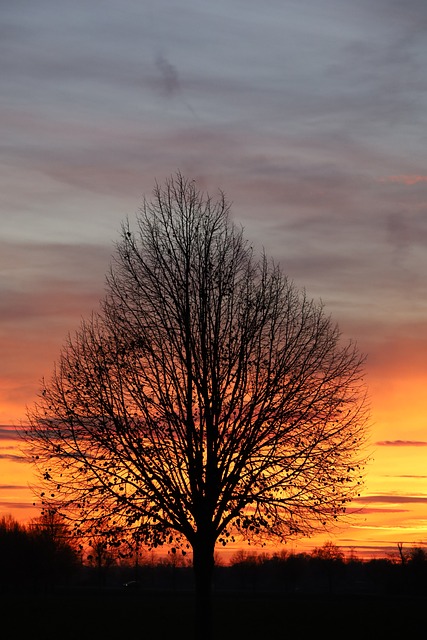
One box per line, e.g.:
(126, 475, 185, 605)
(0, 453, 27, 463)
(154, 53, 180, 98)
(379, 175, 427, 185)
(354, 494, 427, 504)
(0, 501, 35, 510)
(0, 485, 30, 491)
(348, 506, 408, 515)
(375, 440, 427, 447)
(386, 475, 427, 479)
(0, 426, 23, 441)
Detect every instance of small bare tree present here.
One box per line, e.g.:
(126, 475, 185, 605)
(25, 173, 368, 639)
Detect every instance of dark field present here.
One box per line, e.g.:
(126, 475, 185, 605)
(3, 589, 426, 639)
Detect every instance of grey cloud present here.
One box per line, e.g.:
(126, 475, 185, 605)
(154, 54, 180, 98)
(385, 209, 427, 263)
(5, 0, 425, 141)
(362, 0, 427, 31)
(3, 0, 427, 200)
(387, 212, 411, 263)
(0, 241, 112, 396)
(1, 240, 111, 283)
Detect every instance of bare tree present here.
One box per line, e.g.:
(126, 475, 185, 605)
(25, 173, 368, 639)
(312, 541, 345, 562)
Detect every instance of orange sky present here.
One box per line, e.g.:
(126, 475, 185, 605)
(2, 344, 427, 561)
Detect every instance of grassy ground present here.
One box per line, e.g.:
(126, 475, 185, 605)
(3, 589, 426, 639)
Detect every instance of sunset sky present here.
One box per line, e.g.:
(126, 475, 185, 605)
(2, 0, 427, 560)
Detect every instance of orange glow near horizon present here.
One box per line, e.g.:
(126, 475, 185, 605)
(2, 357, 427, 563)
(1, 282, 427, 562)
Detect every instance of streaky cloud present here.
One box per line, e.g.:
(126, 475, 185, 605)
(387, 474, 427, 479)
(154, 53, 180, 98)
(0, 501, 35, 510)
(348, 506, 408, 514)
(375, 439, 427, 446)
(354, 494, 427, 504)
(0, 425, 24, 441)
(0, 485, 30, 491)
(0, 453, 27, 463)
(379, 174, 427, 185)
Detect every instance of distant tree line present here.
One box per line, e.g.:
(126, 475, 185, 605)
(1, 513, 427, 597)
(223, 545, 427, 596)
(0, 513, 79, 593)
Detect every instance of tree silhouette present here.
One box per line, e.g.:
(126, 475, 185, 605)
(28, 509, 80, 589)
(0, 513, 78, 592)
(312, 541, 345, 561)
(25, 173, 368, 639)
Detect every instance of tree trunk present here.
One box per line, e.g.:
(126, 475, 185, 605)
(192, 537, 215, 640)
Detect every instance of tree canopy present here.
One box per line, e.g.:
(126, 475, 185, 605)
(25, 173, 368, 637)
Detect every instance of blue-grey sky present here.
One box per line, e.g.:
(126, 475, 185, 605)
(2, 0, 427, 555)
